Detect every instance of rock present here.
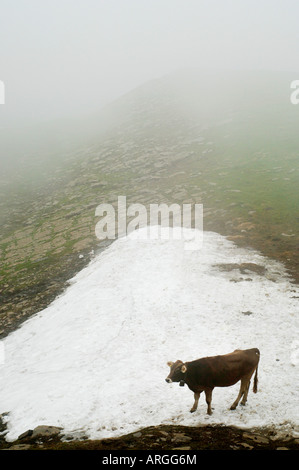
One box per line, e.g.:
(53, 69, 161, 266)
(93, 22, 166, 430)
(172, 433, 192, 443)
(240, 442, 254, 450)
(18, 429, 33, 440)
(31, 425, 62, 438)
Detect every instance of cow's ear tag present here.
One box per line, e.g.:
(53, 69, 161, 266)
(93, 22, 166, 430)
(181, 364, 187, 373)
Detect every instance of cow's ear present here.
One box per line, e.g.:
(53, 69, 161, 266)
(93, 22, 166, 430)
(167, 361, 174, 368)
(181, 364, 187, 373)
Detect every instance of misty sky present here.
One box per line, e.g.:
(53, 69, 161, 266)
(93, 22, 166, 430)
(1, 0, 299, 127)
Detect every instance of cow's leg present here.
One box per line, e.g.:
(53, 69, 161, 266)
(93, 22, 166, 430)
(241, 380, 250, 406)
(190, 392, 201, 413)
(205, 389, 213, 415)
(230, 378, 247, 410)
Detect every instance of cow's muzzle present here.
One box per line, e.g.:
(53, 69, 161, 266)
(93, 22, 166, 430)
(165, 378, 172, 383)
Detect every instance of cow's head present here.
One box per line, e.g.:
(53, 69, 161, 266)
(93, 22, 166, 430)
(165, 360, 187, 384)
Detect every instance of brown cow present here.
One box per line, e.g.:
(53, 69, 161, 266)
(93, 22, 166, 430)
(165, 348, 260, 415)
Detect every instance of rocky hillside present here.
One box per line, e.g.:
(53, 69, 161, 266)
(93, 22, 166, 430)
(0, 69, 299, 341)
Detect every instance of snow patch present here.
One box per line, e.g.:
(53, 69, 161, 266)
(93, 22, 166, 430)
(0, 227, 298, 441)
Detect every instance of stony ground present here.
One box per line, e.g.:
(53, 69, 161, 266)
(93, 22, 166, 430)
(1, 423, 299, 451)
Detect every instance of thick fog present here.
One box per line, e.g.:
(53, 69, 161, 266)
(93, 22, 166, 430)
(1, 0, 299, 130)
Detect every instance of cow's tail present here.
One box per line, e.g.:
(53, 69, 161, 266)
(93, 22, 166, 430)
(253, 348, 260, 393)
(253, 366, 258, 393)
(253, 349, 260, 393)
